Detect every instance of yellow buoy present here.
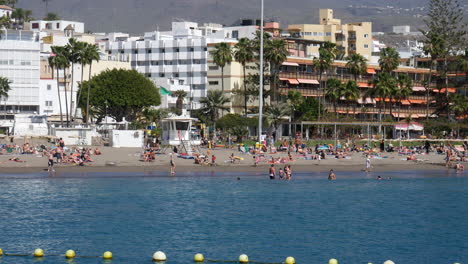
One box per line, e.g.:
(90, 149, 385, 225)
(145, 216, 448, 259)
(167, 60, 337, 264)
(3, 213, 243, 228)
(285, 256, 295, 264)
(239, 254, 249, 263)
(0, 248, 3, 256)
(65, 249, 76, 258)
(383, 261, 395, 264)
(34, 248, 44, 257)
(329, 258, 338, 264)
(153, 251, 166, 261)
(194, 253, 204, 262)
(103, 251, 113, 259)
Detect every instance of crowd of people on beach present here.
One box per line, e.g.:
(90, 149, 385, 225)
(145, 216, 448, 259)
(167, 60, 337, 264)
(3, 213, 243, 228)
(43, 138, 102, 171)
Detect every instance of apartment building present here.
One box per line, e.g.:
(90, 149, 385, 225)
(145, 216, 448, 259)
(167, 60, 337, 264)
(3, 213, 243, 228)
(0, 30, 41, 133)
(104, 22, 253, 110)
(287, 9, 372, 59)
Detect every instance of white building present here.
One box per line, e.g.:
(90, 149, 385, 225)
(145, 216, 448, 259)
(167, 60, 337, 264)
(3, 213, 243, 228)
(0, 5, 13, 18)
(154, 77, 191, 109)
(26, 20, 85, 34)
(0, 30, 40, 134)
(104, 21, 257, 111)
(393, 25, 411, 35)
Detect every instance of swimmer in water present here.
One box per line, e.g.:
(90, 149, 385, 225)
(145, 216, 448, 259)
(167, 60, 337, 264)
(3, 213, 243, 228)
(328, 169, 336, 180)
(377, 176, 382, 180)
(269, 164, 276, 180)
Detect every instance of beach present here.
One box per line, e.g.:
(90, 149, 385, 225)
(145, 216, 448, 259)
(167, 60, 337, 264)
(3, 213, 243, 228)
(0, 146, 454, 175)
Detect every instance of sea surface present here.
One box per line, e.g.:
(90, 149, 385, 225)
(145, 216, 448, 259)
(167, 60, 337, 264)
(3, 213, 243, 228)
(0, 170, 466, 264)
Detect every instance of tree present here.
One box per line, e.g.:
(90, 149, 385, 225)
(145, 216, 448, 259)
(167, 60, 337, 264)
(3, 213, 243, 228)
(65, 38, 86, 121)
(346, 53, 367, 81)
(0, 16, 10, 30)
(324, 78, 342, 118)
(314, 41, 337, 120)
(449, 94, 468, 118)
(172, 90, 187, 115)
(421, 0, 467, 118)
(422, 32, 444, 119)
(287, 90, 303, 121)
(233, 38, 254, 115)
(48, 53, 64, 127)
(367, 72, 397, 128)
(199, 90, 230, 128)
(211, 43, 232, 92)
(265, 103, 290, 137)
(51, 46, 71, 126)
(44, 12, 60, 21)
(82, 43, 100, 123)
(0, 77, 11, 108)
(394, 75, 413, 122)
(379, 47, 400, 74)
(264, 38, 288, 103)
(216, 114, 253, 142)
(341, 80, 360, 118)
(78, 69, 161, 122)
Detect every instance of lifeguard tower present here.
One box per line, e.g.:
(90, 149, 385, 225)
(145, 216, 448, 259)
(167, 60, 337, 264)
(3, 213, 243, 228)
(161, 113, 201, 154)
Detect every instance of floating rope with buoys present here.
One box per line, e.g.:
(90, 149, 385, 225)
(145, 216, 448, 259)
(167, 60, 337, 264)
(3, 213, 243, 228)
(0, 248, 408, 264)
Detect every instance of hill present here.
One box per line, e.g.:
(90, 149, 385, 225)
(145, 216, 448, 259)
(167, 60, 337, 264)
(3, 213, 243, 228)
(17, 0, 432, 34)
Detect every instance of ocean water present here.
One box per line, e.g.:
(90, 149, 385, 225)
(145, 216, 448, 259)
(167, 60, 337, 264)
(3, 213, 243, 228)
(0, 170, 466, 264)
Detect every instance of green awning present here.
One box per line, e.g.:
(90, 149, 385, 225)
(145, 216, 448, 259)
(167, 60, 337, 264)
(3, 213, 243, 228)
(160, 87, 171, 95)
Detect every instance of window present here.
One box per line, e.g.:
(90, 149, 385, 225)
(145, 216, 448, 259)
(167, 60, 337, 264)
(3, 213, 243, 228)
(364, 44, 369, 48)
(204, 47, 207, 51)
(159, 73, 165, 77)
(209, 81, 219, 85)
(173, 73, 179, 78)
(190, 47, 194, 52)
(32, 23, 39, 29)
(209, 66, 219, 70)
(160, 48, 165, 53)
(313, 32, 318, 36)
(146, 49, 152, 54)
(193, 59, 201, 64)
(47, 84, 51, 90)
(45, 101, 53, 106)
(178, 80, 184, 85)
(134, 49, 138, 54)
(145, 73, 152, 77)
(56, 23, 60, 29)
(232, 30, 239, 39)
(175, 48, 180, 52)
(325, 32, 331, 36)
(364, 34, 369, 38)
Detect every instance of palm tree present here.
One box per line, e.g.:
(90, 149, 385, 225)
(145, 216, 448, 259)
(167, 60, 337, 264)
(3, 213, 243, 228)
(51, 46, 70, 126)
(367, 72, 397, 129)
(422, 33, 443, 120)
(211, 43, 232, 92)
(341, 80, 360, 119)
(264, 38, 288, 103)
(449, 94, 468, 119)
(233, 38, 254, 115)
(314, 41, 337, 120)
(82, 43, 100, 123)
(48, 53, 64, 127)
(394, 75, 413, 122)
(173, 90, 187, 115)
(324, 78, 342, 118)
(379, 47, 400, 74)
(11, 8, 24, 29)
(65, 38, 86, 121)
(346, 53, 367, 81)
(0, 77, 11, 120)
(199, 90, 230, 129)
(265, 103, 290, 136)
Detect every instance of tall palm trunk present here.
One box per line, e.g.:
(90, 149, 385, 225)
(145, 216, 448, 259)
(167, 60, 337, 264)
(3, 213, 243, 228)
(243, 64, 247, 115)
(69, 62, 74, 123)
(426, 60, 433, 120)
(444, 56, 450, 119)
(221, 66, 224, 92)
(74, 62, 85, 119)
(56, 68, 63, 127)
(86, 62, 93, 123)
(63, 68, 69, 127)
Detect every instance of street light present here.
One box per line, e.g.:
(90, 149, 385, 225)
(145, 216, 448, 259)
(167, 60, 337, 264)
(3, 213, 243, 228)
(258, 0, 264, 142)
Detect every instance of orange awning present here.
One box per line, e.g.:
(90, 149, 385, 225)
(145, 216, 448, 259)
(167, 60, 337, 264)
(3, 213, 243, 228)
(401, 100, 411, 105)
(297, 79, 319, 85)
(288, 79, 300, 85)
(366, 68, 376, 74)
(279, 78, 289, 81)
(439, 88, 456, 93)
(412, 86, 426, 92)
(410, 99, 427, 104)
(358, 82, 372, 88)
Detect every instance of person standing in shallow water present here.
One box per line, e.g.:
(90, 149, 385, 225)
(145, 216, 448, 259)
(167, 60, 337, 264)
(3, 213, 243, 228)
(328, 169, 336, 180)
(170, 153, 176, 176)
(269, 165, 276, 180)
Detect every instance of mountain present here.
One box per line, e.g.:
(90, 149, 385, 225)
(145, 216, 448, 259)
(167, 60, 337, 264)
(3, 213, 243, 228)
(18, 0, 434, 34)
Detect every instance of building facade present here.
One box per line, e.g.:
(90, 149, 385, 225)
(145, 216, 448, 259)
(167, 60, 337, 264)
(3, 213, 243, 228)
(287, 9, 372, 59)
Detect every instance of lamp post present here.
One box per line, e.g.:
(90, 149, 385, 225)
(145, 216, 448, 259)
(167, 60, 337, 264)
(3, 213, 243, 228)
(258, 0, 264, 142)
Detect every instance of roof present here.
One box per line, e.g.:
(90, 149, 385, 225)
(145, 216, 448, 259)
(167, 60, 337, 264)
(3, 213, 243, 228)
(64, 24, 75, 31)
(0, 5, 13, 10)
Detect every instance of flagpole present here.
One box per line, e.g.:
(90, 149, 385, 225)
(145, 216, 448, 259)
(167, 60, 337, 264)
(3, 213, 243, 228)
(258, 0, 264, 142)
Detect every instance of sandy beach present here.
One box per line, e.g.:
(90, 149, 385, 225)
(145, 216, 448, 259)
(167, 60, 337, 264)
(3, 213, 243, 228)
(0, 145, 457, 175)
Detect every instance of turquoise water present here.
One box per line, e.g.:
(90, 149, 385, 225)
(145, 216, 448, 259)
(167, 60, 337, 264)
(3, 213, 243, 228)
(0, 170, 466, 264)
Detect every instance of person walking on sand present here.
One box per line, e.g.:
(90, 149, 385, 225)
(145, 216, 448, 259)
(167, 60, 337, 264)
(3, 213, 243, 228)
(365, 155, 371, 172)
(269, 164, 276, 180)
(170, 153, 176, 176)
(47, 150, 55, 172)
(328, 169, 336, 180)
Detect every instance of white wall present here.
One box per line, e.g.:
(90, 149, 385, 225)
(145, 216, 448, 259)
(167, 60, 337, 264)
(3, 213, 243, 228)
(53, 128, 93, 146)
(110, 130, 144, 148)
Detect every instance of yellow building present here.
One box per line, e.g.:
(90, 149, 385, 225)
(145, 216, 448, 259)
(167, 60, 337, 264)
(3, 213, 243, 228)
(288, 9, 372, 59)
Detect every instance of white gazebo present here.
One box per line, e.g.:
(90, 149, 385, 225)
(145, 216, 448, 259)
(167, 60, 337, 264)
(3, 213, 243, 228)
(161, 114, 200, 146)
